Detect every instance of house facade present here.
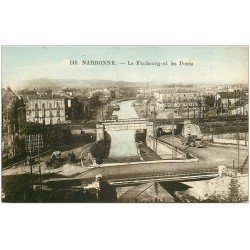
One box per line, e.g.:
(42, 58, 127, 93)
(26, 95, 82, 125)
(154, 92, 203, 110)
(2, 87, 26, 160)
(215, 90, 247, 108)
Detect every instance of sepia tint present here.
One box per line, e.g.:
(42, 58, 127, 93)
(1, 45, 248, 203)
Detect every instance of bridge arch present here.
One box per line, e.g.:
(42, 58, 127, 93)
(96, 119, 154, 141)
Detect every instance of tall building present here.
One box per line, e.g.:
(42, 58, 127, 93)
(154, 92, 204, 110)
(2, 87, 26, 160)
(26, 94, 82, 125)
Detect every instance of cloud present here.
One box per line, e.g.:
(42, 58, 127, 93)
(57, 58, 71, 68)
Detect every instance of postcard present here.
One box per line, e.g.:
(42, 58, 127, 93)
(1, 45, 248, 202)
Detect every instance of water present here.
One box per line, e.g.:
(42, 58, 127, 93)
(112, 100, 139, 119)
(108, 100, 139, 159)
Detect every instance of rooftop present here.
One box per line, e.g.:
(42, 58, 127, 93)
(218, 90, 247, 99)
(26, 93, 75, 100)
(2, 87, 24, 111)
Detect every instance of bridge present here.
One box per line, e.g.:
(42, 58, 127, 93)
(96, 118, 154, 140)
(42, 165, 220, 189)
(106, 167, 219, 186)
(96, 118, 203, 141)
(102, 118, 150, 131)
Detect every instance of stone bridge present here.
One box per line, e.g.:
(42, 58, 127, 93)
(96, 118, 203, 141)
(96, 118, 154, 141)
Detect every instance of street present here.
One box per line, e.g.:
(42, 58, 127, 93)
(3, 134, 248, 187)
(160, 135, 248, 169)
(2, 143, 91, 177)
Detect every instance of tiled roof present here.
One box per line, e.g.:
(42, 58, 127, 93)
(27, 94, 74, 100)
(218, 91, 247, 99)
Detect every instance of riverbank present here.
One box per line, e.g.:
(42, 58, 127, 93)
(92, 101, 115, 121)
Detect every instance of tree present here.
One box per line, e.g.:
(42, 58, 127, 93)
(228, 174, 243, 202)
(205, 95, 215, 107)
(89, 95, 102, 109)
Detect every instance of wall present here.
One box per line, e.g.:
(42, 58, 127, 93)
(96, 124, 104, 141)
(146, 136, 185, 159)
(90, 131, 111, 163)
(213, 138, 248, 146)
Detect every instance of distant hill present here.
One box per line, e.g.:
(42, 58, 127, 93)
(13, 78, 242, 91)
(15, 78, 149, 90)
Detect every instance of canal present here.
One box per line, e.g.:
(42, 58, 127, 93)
(108, 100, 140, 160)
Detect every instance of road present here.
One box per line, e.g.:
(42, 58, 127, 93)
(2, 143, 91, 177)
(160, 135, 248, 169)
(5, 136, 247, 184)
(3, 133, 248, 187)
(70, 135, 248, 183)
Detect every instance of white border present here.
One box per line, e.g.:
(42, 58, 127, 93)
(1, 1, 249, 250)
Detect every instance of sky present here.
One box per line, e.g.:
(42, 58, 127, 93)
(2, 46, 249, 89)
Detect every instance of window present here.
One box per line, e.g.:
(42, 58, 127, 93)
(57, 102, 60, 117)
(35, 103, 39, 117)
(68, 99, 71, 107)
(42, 103, 45, 117)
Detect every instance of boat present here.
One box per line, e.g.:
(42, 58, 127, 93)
(113, 104, 120, 111)
(111, 115, 118, 120)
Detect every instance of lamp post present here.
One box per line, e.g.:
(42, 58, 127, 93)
(171, 111, 175, 159)
(37, 136, 42, 191)
(29, 151, 33, 190)
(153, 106, 157, 154)
(26, 135, 33, 189)
(237, 113, 240, 170)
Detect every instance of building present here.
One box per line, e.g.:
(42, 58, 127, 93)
(136, 89, 152, 99)
(26, 94, 82, 125)
(228, 100, 248, 116)
(228, 104, 248, 116)
(154, 92, 203, 111)
(2, 87, 26, 160)
(215, 90, 247, 109)
(110, 89, 117, 99)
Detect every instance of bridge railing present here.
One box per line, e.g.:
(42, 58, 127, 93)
(106, 167, 219, 182)
(103, 118, 148, 123)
